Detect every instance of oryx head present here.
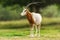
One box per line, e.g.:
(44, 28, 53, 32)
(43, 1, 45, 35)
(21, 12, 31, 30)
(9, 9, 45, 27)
(20, 7, 28, 16)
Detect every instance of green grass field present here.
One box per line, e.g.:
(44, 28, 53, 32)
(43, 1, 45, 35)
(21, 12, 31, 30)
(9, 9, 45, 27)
(0, 17, 60, 38)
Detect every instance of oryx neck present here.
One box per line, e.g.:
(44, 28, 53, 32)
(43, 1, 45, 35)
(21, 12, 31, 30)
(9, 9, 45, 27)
(26, 11, 35, 24)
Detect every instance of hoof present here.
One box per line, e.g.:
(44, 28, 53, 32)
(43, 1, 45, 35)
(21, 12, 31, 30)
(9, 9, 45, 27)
(35, 34, 37, 37)
(30, 34, 34, 38)
(37, 35, 40, 37)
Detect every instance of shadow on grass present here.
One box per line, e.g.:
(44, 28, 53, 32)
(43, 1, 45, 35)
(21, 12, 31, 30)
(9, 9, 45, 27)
(42, 22, 60, 26)
(0, 22, 60, 29)
(0, 24, 29, 29)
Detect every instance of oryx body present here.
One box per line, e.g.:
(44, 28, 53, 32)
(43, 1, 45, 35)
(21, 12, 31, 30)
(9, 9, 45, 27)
(31, 12, 42, 25)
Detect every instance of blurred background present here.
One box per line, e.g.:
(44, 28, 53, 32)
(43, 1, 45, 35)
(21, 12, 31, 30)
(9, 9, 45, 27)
(0, 0, 60, 37)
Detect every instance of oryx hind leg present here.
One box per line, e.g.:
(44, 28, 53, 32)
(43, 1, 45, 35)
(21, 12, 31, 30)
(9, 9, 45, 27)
(35, 25, 38, 37)
(37, 24, 41, 37)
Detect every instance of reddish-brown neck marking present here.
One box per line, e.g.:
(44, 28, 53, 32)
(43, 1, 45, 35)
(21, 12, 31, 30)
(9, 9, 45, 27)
(26, 9, 35, 24)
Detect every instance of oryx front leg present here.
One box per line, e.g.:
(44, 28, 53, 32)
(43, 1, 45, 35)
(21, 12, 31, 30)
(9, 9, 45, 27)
(30, 24, 34, 37)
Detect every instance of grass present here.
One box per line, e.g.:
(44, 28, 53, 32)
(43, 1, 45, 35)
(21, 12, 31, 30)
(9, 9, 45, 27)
(42, 17, 60, 25)
(0, 17, 60, 37)
(0, 17, 60, 29)
(0, 18, 60, 40)
(0, 25, 60, 37)
(0, 29, 60, 40)
(0, 19, 29, 29)
(0, 29, 29, 37)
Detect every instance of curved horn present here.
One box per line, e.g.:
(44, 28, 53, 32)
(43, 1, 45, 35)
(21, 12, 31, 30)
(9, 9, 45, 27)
(26, 2, 43, 8)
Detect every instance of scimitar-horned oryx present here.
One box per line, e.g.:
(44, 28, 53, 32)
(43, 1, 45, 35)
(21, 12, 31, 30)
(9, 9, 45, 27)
(20, 2, 42, 37)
